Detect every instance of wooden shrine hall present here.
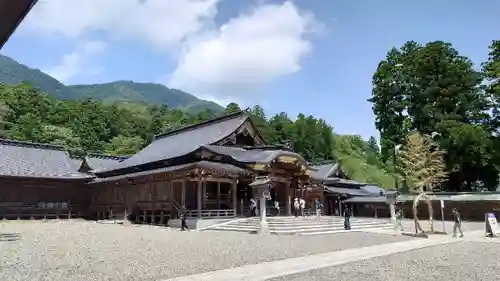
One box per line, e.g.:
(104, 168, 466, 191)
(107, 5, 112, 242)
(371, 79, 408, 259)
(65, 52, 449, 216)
(88, 111, 321, 223)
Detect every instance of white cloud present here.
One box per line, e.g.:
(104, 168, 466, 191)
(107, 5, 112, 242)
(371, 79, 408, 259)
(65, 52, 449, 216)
(24, 1, 321, 103)
(169, 1, 320, 103)
(23, 0, 219, 48)
(44, 40, 107, 82)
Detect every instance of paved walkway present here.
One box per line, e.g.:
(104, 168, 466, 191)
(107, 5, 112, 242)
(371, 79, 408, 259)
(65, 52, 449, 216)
(164, 230, 485, 281)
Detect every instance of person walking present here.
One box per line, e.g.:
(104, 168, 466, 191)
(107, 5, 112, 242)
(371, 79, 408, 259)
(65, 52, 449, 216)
(180, 207, 188, 231)
(274, 200, 280, 216)
(395, 208, 403, 231)
(343, 206, 351, 230)
(452, 208, 464, 237)
(315, 198, 323, 221)
(299, 197, 306, 216)
(250, 198, 257, 217)
(293, 198, 300, 217)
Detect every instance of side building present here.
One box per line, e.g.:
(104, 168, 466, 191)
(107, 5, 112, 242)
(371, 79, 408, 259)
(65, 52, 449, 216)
(0, 139, 93, 219)
(310, 163, 385, 216)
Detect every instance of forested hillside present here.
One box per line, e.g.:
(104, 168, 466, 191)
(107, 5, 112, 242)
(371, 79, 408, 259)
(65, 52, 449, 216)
(0, 55, 224, 113)
(0, 83, 397, 188)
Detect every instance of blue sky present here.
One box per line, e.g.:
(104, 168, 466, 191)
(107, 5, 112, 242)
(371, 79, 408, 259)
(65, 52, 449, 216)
(2, 0, 499, 140)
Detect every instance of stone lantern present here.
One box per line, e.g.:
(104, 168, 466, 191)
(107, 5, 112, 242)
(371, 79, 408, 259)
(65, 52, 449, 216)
(385, 190, 398, 223)
(249, 176, 272, 234)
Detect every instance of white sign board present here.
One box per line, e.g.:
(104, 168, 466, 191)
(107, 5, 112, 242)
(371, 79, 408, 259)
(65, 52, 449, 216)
(486, 213, 500, 237)
(440, 200, 444, 209)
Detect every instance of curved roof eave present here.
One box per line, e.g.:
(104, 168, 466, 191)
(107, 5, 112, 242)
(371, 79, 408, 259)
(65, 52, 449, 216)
(0, 0, 38, 49)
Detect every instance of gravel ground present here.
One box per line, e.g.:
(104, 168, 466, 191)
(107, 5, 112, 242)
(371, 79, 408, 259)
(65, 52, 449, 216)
(268, 240, 500, 281)
(0, 220, 415, 281)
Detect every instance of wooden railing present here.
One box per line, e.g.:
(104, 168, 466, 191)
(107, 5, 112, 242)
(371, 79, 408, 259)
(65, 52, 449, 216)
(184, 209, 235, 218)
(0, 202, 78, 219)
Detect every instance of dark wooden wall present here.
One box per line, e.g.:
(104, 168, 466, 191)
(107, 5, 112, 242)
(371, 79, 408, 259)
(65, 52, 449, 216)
(0, 177, 88, 219)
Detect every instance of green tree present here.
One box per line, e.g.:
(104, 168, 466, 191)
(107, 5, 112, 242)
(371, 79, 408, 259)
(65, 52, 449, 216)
(104, 135, 145, 156)
(483, 40, 500, 131)
(398, 132, 448, 192)
(10, 113, 45, 142)
(371, 40, 496, 191)
(225, 102, 241, 114)
(0, 101, 11, 137)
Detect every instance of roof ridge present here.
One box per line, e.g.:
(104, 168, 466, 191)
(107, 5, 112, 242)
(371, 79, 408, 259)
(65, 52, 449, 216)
(153, 111, 248, 141)
(0, 138, 65, 151)
(242, 145, 293, 151)
(86, 153, 130, 160)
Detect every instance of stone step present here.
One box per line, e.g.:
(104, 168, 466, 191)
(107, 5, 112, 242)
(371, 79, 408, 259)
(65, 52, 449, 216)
(211, 217, 395, 235)
(246, 216, 391, 222)
(299, 224, 395, 236)
(213, 223, 394, 235)
(213, 226, 258, 233)
(271, 223, 394, 234)
(228, 220, 390, 230)
(241, 219, 390, 225)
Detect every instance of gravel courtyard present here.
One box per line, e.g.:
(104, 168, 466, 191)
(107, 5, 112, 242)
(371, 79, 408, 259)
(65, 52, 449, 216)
(268, 240, 500, 281)
(0, 220, 415, 281)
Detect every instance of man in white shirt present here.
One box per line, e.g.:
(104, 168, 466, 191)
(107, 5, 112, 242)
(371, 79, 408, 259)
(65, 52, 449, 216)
(299, 198, 306, 216)
(293, 198, 300, 217)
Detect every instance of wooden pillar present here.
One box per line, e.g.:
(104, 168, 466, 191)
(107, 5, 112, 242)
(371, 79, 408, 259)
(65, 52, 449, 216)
(202, 181, 207, 209)
(151, 184, 156, 225)
(216, 182, 221, 209)
(197, 179, 202, 218)
(142, 209, 147, 224)
(286, 181, 292, 216)
(160, 210, 164, 225)
(232, 180, 237, 215)
(181, 180, 186, 207)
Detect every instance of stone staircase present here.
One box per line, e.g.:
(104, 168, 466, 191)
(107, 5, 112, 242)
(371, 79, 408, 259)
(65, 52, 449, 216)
(206, 216, 395, 236)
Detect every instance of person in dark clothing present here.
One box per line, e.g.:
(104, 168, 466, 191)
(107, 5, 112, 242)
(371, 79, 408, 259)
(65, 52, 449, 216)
(180, 207, 188, 231)
(452, 208, 463, 237)
(343, 206, 351, 230)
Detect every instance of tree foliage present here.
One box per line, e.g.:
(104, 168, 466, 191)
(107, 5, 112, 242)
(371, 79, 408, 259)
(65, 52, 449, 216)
(370, 40, 500, 192)
(0, 83, 396, 187)
(398, 132, 448, 192)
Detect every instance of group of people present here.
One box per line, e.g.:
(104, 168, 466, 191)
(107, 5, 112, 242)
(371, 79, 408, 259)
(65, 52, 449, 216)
(393, 206, 464, 237)
(248, 197, 326, 219)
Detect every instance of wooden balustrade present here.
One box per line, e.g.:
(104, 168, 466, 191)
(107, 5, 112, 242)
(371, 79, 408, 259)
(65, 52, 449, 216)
(184, 209, 235, 218)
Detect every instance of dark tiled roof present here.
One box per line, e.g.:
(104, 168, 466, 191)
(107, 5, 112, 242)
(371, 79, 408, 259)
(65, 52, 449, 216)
(343, 196, 388, 203)
(0, 0, 37, 49)
(0, 139, 92, 179)
(70, 158, 83, 170)
(203, 145, 308, 164)
(323, 186, 371, 196)
(322, 177, 367, 186)
(310, 163, 339, 179)
(360, 185, 385, 195)
(92, 161, 250, 183)
(101, 112, 251, 172)
(85, 153, 129, 172)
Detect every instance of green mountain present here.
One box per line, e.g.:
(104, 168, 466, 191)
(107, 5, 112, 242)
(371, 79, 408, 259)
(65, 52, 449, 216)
(0, 54, 224, 113)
